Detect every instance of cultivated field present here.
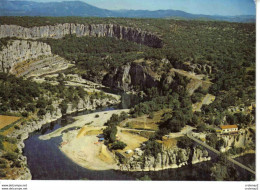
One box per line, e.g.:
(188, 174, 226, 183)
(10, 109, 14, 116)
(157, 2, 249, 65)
(0, 115, 20, 130)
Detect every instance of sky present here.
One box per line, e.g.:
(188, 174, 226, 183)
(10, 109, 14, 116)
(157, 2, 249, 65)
(16, 0, 256, 16)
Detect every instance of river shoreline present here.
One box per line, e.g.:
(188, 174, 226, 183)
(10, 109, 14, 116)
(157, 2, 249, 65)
(9, 94, 255, 180)
(9, 97, 120, 180)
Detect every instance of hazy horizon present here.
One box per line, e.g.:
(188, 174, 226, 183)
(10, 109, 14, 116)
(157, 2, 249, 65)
(5, 0, 256, 16)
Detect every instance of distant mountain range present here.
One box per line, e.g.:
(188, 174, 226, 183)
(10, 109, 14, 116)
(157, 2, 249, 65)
(0, 0, 256, 23)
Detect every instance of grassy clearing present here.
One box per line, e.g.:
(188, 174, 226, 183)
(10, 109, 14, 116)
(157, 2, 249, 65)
(0, 115, 21, 130)
(120, 109, 169, 131)
(162, 138, 177, 149)
(123, 130, 154, 139)
(3, 141, 17, 153)
(116, 130, 148, 157)
(0, 115, 21, 131)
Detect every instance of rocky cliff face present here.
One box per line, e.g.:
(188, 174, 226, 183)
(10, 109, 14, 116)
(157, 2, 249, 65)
(172, 61, 213, 75)
(221, 128, 255, 152)
(0, 40, 69, 76)
(119, 146, 210, 171)
(102, 63, 158, 91)
(0, 24, 163, 48)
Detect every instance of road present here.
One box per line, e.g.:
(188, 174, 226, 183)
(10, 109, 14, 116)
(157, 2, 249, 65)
(187, 132, 256, 175)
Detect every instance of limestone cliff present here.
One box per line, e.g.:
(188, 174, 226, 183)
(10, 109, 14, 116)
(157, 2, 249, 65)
(172, 61, 213, 75)
(221, 128, 255, 152)
(102, 63, 158, 91)
(0, 40, 69, 76)
(119, 145, 210, 171)
(0, 24, 163, 48)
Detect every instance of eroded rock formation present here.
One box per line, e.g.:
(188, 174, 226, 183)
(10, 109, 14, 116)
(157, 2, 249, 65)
(102, 63, 158, 91)
(221, 128, 255, 152)
(119, 146, 210, 171)
(0, 24, 163, 48)
(0, 40, 69, 76)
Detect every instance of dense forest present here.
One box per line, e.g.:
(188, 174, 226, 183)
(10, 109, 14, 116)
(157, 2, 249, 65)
(40, 35, 148, 80)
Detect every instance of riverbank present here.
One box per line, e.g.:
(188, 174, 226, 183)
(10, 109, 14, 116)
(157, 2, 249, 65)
(40, 109, 129, 140)
(42, 109, 129, 171)
(42, 109, 214, 173)
(2, 96, 120, 180)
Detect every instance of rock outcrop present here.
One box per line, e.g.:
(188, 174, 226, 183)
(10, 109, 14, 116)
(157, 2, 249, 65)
(0, 40, 69, 76)
(0, 24, 163, 48)
(102, 63, 158, 91)
(172, 61, 213, 75)
(119, 146, 210, 171)
(221, 128, 255, 152)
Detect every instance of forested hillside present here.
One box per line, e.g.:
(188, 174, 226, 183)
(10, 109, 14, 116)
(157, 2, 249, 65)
(0, 17, 255, 124)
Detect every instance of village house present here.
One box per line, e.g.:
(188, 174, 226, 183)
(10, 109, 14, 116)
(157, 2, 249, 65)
(220, 125, 238, 134)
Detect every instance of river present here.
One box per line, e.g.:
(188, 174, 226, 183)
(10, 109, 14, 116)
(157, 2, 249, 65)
(23, 92, 255, 180)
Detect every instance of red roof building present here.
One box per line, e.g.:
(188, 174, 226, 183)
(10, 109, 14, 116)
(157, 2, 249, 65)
(220, 125, 238, 133)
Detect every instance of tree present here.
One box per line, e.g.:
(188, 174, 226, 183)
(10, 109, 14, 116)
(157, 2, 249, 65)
(103, 126, 117, 143)
(177, 136, 193, 149)
(196, 124, 207, 133)
(148, 112, 154, 119)
(59, 100, 68, 114)
(36, 99, 47, 109)
(216, 138, 225, 151)
(206, 134, 218, 149)
(110, 141, 127, 150)
(37, 109, 46, 116)
(143, 140, 162, 158)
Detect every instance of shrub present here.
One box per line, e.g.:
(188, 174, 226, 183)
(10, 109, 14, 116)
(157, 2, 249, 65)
(0, 159, 7, 169)
(5, 137, 17, 144)
(110, 141, 127, 150)
(0, 169, 6, 177)
(177, 136, 193, 149)
(0, 159, 7, 165)
(196, 124, 207, 133)
(12, 160, 22, 168)
(148, 112, 154, 119)
(59, 100, 68, 114)
(0, 163, 7, 169)
(124, 122, 132, 128)
(21, 112, 29, 117)
(37, 108, 46, 116)
(14, 125, 20, 130)
(3, 152, 18, 161)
